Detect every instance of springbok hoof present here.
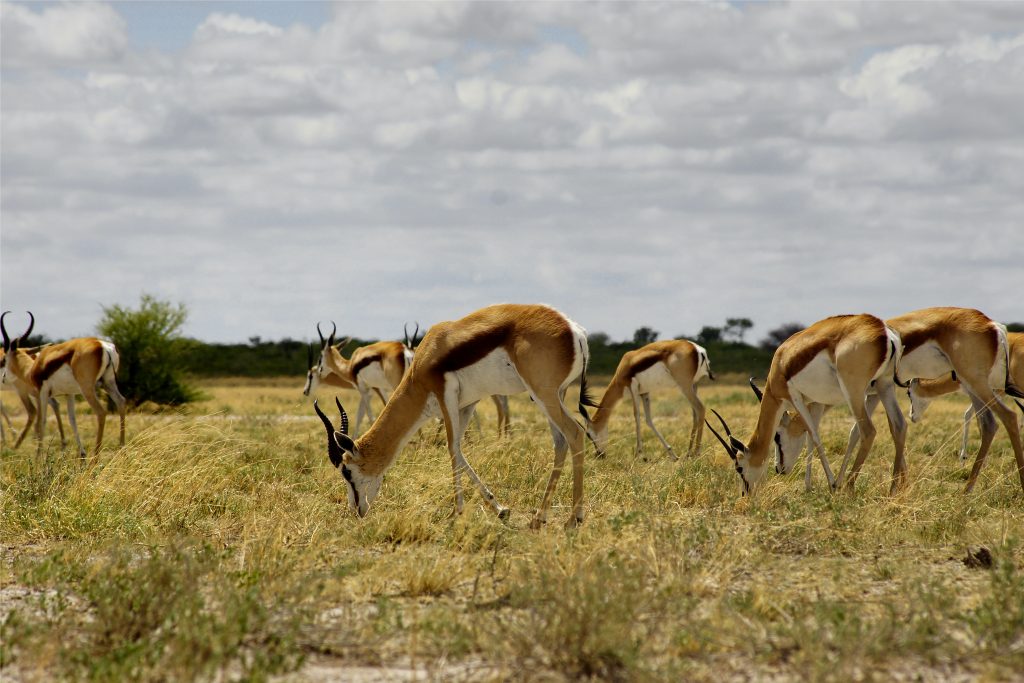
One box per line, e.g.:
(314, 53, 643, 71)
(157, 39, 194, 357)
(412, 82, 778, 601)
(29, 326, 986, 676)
(497, 507, 510, 521)
(564, 515, 583, 530)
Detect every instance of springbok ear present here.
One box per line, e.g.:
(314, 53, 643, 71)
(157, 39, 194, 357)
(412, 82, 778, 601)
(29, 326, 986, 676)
(333, 432, 355, 453)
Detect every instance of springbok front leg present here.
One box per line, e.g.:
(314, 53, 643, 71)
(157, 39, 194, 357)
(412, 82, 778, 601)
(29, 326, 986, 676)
(441, 389, 508, 520)
(640, 393, 677, 461)
(787, 387, 836, 490)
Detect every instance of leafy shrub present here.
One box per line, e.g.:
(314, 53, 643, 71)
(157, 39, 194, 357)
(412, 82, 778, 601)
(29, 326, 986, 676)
(97, 294, 198, 406)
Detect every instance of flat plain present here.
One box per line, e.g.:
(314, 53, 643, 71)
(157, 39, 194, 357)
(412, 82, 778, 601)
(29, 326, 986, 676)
(1, 376, 1022, 682)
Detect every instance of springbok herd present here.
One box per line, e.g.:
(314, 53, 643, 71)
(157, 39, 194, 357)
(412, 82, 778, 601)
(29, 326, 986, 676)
(3, 305, 1022, 528)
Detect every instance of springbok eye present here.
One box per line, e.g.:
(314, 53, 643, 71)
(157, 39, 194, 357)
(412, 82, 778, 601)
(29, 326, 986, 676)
(736, 465, 744, 473)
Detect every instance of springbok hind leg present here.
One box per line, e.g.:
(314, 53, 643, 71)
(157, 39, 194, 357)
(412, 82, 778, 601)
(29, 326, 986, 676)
(962, 381, 1022, 493)
(531, 421, 569, 529)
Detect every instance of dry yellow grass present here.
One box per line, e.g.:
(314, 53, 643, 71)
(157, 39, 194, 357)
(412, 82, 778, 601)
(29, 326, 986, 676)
(1, 378, 1022, 681)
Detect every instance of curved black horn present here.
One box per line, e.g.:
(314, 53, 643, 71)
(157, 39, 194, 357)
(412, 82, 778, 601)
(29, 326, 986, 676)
(313, 399, 344, 468)
(13, 311, 34, 350)
(335, 396, 349, 435)
(711, 408, 733, 437)
(328, 321, 337, 347)
(317, 322, 326, 347)
(404, 322, 411, 347)
(313, 399, 335, 434)
(704, 418, 735, 457)
(413, 322, 421, 346)
(748, 377, 764, 403)
(1, 311, 10, 352)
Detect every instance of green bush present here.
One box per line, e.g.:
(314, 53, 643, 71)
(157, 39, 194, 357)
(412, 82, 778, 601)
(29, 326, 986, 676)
(97, 294, 198, 406)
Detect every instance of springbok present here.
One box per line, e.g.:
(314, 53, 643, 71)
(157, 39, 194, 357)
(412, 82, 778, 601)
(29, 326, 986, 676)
(1, 340, 67, 450)
(306, 322, 512, 437)
(0, 312, 126, 458)
(405, 321, 511, 437)
(591, 339, 712, 460)
(305, 322, 410, 433)
(764, 309, 1023, 494)
(313, 303, 597, 528)
(706, 314, 907, 495)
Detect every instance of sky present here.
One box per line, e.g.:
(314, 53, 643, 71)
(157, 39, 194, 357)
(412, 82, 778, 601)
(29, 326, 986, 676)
(2, 1, 1022, 345)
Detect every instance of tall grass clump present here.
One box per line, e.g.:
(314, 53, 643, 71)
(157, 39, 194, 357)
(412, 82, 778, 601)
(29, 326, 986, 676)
(4, 542, 310, 681)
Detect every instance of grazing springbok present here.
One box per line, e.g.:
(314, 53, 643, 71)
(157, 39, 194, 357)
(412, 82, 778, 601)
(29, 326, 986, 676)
(766, 309, 1024, 494)
(313, 303, 597, 528)
(706, 314, 907, 495)
(591, 339, 712, 460)
(306, 322, 512, 437)
(405, 321, 511, 437)
(305, 322, 410, 433)
(1, 341, 67, 450)
(0, 312, 126, 458)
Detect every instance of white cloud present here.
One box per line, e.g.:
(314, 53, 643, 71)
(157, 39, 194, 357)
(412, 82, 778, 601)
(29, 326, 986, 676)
(2, 2, 1023, 344)
(1, 2, 127, 67)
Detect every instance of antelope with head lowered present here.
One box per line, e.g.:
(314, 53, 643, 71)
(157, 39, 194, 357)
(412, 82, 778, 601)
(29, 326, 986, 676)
(766, 309, 1024, 494)
(707, 314, 907, 495)
(313, 303, 597, 528)
(304, 321, 410, 434)
(0, 311, 126, 458)
(591, 339, 712, 460)
(906, 331, 1024, 463)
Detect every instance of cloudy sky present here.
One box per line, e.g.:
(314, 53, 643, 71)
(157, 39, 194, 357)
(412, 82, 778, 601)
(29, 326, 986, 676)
(2, 1, 1022, 345)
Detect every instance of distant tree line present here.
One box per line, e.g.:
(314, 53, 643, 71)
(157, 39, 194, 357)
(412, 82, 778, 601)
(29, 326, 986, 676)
(25, 294, 1024, 405)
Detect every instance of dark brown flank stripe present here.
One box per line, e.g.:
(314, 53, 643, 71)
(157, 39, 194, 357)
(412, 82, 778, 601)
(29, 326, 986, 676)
(898, 327, 938, 356)
(777, 315, 885, 379)
(32, 347, 76, 384)
(350, 352, 383, 380)
(778, 335, 832, 379)
(627, 350, 668, 381)
(434, 325, 512, 374)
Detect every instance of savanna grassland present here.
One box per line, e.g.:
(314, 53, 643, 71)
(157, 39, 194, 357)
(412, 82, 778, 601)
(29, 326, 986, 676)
(1, 377, 1023, 682)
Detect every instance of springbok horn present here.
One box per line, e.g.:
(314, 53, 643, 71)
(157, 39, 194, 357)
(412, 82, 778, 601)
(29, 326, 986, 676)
(20, 311, 34, 346)
(711, 408, 733, 436)
(404, 322, 411, 347)
(704, 418, 734, 457)
(336, 397, 349, 435)
(1, 311, 10, 352)
(748, 377, 764, 403)
(328, 321, 337, 347)
(313, 400, 343, 467)
(317, 322, 326, 347)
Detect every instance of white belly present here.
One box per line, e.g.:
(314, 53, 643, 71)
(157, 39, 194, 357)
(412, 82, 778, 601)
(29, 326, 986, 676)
(44, 365, 82, 396)
(788, 351, 846, 406)
(634, 362, 676, 393)
(451, 348, 527, 408)
(898, 341, 952, 382)
(357, 362, 392, 393)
